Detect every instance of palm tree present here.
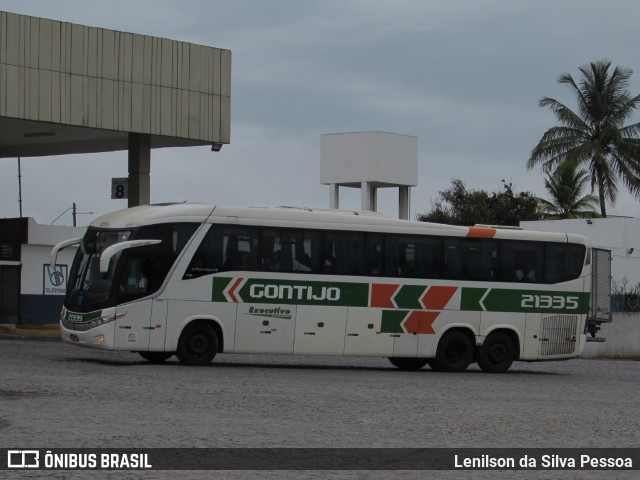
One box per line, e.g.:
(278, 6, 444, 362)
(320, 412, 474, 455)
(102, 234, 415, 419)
(528, 60, 640, 217)
(536, 161, 600, 219)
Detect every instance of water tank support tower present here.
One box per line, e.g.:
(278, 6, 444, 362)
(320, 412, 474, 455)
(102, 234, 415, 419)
(320, 131, 418, 219)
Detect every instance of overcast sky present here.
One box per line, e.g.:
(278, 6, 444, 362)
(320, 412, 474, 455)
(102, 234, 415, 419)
(2, 0, 640, 226)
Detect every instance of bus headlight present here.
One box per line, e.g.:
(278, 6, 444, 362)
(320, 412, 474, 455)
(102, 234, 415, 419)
(87, 312, 127, 328)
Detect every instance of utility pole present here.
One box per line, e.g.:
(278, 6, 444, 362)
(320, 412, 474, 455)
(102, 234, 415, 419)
(72, 202, 77, 227)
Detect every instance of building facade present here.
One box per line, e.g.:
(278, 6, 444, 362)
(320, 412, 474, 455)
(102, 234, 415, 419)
(0, 218, 84, 325)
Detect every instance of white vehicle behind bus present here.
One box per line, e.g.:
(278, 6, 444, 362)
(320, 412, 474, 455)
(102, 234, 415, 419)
(52, 203, 595, 373)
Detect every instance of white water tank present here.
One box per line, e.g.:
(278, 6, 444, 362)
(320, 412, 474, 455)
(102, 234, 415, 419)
(320, 131, 418, 219)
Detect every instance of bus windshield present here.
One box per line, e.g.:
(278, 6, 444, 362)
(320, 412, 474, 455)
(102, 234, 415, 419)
(66, 223, 199, 311)
(66, 229, 132, 310)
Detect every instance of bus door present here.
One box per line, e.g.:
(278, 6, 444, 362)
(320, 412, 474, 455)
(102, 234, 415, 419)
(113, 298, 169, 351)
(112, 253, 158, 351)
(113, 299, 152, 350)
(234, 303, 297, 354)
(148, 299, 168, 350)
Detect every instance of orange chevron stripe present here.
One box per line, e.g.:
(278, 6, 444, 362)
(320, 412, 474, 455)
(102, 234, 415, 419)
(371, 283, 398, 308)
(228, 277, 244, 303)
(403, 311, 439, 334)
(422, 286, 457, 310)
(419, 311, 439, 334)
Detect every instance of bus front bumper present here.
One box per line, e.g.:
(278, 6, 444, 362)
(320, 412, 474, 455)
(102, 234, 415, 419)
(60, 322, 116, 350)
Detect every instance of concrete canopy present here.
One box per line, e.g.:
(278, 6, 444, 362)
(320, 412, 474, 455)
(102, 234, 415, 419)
(0, 11, 231, 204)
(0, 116, 223, 158)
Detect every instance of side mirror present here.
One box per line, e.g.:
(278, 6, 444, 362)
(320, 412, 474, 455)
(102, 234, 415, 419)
(50, 237, 82, 266)
(99, 239, 162, 273)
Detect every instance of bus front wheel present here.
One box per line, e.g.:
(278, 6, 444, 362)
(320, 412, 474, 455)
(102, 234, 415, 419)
(433, 331, 473, 372)
(138, 352, 173, 363)
(477, 332, 515, 373)
(388, 357, 429, 371)
(176, 322, 218, 366)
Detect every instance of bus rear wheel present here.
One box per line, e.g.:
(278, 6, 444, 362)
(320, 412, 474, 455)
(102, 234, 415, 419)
(433, 331, 473, 372)
(477, 332, 515, 373)
(176, 322, 218, 366)
(388, 357, 429, 371)
(138, 352, 173, 363)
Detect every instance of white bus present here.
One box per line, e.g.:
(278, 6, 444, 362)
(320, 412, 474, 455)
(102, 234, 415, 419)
(51, 203, 591, 373)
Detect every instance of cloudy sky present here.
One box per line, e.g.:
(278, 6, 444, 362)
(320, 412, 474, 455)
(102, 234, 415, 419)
(1, 0, 640, 226)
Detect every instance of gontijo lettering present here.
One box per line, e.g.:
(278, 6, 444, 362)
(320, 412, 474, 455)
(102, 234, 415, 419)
(249, 283, 340, 301)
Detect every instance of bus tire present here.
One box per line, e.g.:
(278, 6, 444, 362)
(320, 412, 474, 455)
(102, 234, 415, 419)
(138, 351, 173, 363)
(176, 322, 218, 366)
(388, 357, 429, 371)
(477, 332, 515, 373)
(433, 330, 473, 372)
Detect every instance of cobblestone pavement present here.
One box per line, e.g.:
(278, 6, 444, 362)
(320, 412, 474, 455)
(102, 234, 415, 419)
(1, 336, 639, 479)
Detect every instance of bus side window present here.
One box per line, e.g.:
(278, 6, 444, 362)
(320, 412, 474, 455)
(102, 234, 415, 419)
(443, 240, 462, 279)
(546, 244, 585, 283)
(501, 241, 543, 283)
(262, 229, 282, 271)
(364, 235, 384, 275)
(463, 240, 496, 281)
(414, 237, 442, 278)
(221, 227, 259, 270)
(184, 226, 225, 279)
(324, 232, 365, 275)
(281, 231, 319, 272)
(121, 223, 197, 292)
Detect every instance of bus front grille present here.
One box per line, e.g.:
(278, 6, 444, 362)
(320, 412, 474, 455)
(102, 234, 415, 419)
(539, 315, 578, 356)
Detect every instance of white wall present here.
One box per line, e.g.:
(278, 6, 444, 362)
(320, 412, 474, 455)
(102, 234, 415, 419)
(521, 217, 640, 285)
(20, 218, 85, 295)
(21, 244, 78, 295)
(582, 313, 640, 358)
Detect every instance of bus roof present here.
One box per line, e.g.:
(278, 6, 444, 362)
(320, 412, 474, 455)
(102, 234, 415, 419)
(89, 203, 587, 245)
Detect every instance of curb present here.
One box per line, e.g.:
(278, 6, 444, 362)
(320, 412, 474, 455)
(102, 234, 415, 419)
(0, 324, 60, 337)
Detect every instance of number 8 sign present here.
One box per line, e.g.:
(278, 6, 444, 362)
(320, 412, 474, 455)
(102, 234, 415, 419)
(111, 177, 129, 199)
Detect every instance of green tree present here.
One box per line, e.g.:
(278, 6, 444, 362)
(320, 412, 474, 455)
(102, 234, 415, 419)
(528, 60, 640, 217)
(418, 178, 541, 226)
(536, 161, 600, 219)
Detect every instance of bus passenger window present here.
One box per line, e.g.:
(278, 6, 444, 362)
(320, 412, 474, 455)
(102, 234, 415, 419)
(262, 230, 282, 271)
(501, 242, 543, 283)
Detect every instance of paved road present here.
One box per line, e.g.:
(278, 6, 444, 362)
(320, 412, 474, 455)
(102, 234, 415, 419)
(1, 336, 639, 479)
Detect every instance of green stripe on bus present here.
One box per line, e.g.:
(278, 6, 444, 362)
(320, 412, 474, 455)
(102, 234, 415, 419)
(238, 279, 369, 306)
(461, 288, 589, 314)
(212, 277, 369, 307)
(393, 285, 426, 309)
(213, 277, 589, 315)
(380, 310, 407, 334)
(212, 277, 233, 302)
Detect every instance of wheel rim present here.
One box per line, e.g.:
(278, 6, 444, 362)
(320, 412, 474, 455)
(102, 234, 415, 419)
(188, 332, 209, 356)
(445, 341, 465, 363)
(488, 343, 507, 364)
